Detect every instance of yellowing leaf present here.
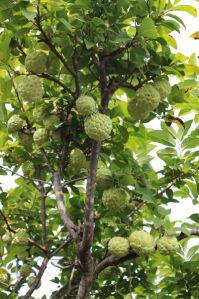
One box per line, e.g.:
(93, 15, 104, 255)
(172, 5, 197, 17)
(189, 31, 199, 40)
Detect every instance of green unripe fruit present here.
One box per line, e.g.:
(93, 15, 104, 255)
(43, 115, 60, 131)
(10, 147, 27, 164)
(76, 95, 96, 116)
(20, 264, 32, 278)
(8, 115, 23, 132)
(152, 78, 171, 99)
(102, 188, 129, 212)
(84, 113, 112, 141)
(129, 231, 155, 256)
(157, 236, 179, 255)
(0, 227, 6, 236)
(96, 168, 113, 188)
(32, 106, 47, 124)
(33, 128, 48, 146)
(2, 232, 12, 245)
(13, 229, 29, 246)
(18, 251, 29, 261)
(108, 237, 129, 257)
(18, 132, 33, 149)
(127, 84, 161, 120)
(50, 130, 62, 144)
(22, 161, 35, 176)
(27, 276, 41, 289)
(69, 148, 87, 175)
(25, 51, 47, 74)
(18, 76, 44, 102)
(0, 268, 9, 283)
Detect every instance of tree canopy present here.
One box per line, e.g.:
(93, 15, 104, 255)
(0, 0, 199, 298)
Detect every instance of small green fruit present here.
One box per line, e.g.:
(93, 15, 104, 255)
(33, 128, 48, 146)
(27, 276, 41, 289)
(18, 132, 33, 149)
(108, 237, 129, 257)
(25, 51, 47, 74)
(157, 236, 179, 255)
(96, 168, 113, 188)
(32, 106, 47, 124)
(8, 115, 23, 132)
(43, 115, 60, 131)
(76, 95, 96, 116)
(18, 251, 29, 261)
(102, 188, 129, 212)
(84, 113, 112, 141)
(129, 231, 155, 256)
(13, 229, 29, 246)
(69, 148, 87, 175)
(20, 264, 32, 278)
(18, 76, 44, 102)
(152, 78, 171, 99)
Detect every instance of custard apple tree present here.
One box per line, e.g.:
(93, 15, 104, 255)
(0, 0, 199, 298)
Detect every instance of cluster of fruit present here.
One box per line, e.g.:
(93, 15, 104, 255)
(127, 78, 171, 120)
(108, 231, 179, 258)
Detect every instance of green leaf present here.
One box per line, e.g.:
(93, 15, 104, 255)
(139, 17, 158, 39)
(172, 5, 198, 17)
(0, 0, 13, 11)
(149, 130, 176, 146)
(59, 18, 73, 32)
(21, 9, 37, 21)
(0, 30, 12, 63)
(190, 214, 199, 222)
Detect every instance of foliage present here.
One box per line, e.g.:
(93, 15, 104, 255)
(0, 0, 199, 298)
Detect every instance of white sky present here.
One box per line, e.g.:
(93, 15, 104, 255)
(0, 1, 199, 298)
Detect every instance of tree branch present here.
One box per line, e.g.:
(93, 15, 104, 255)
(53, 171, 77, 238)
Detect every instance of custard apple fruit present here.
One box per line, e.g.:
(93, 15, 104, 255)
(157, 236, 179, 255)
(96, 167, 113, 188)
(127, 84, 161, 120)
(28, 276, 41, 288)
(33, 128, 48, 146)
(25, 51, 47, 74)
(152, 78, 171, 99)
(13, 229, 29, 245)
(8, 115, 23, 132)
(18, 251, 29, 261)
(20, 264, 32, 278)
(108, 236, 129, 257)
(32, 106, 47, 124)
(0, 268, 9, 283)
(76, 95, 96, 116)
(129, 231, 155, 255)
(43, 115, 60, 131)
(69, 148, 87, 174)
(18, 76, 44, 102)
(102, 188, 129, 211)
(18, 132, 33, 149)
(84, 113, 112, 141)
(2, 232, 12, 244)
(22, 161, 35, 176)
(9, 147, 28, 164)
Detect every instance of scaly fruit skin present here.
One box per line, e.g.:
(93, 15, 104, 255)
(76, 95, 96, 116)
(96, 168, 113, 188)
(108, 237, 129, 257)
(152, 78, 171, 99)
(27, 276, 41, 288)
(25, 51, 47, 74)
(0, 268, 9, 283)
(18, 251, 29, 261)
(127, 84, 161, 120)
(18, 76, 44, 102)
(102, 188, 129, 212)
(33, 128, 48, 146)
(2, 232, 12, 244)
(157, 236, 179, 255)
(84, 113, 112, 141)
(43, 115, 60, 131)
(22, 161, 35, 176)
(20, 264, 32, 278)
(69, 149, 87, 174)
(32, 106, 46, 124)
(129, 231, 155, 256)
(18, 132, 33, 149)
(13, 229, 29, 245)
(8, 115, 23, 132)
